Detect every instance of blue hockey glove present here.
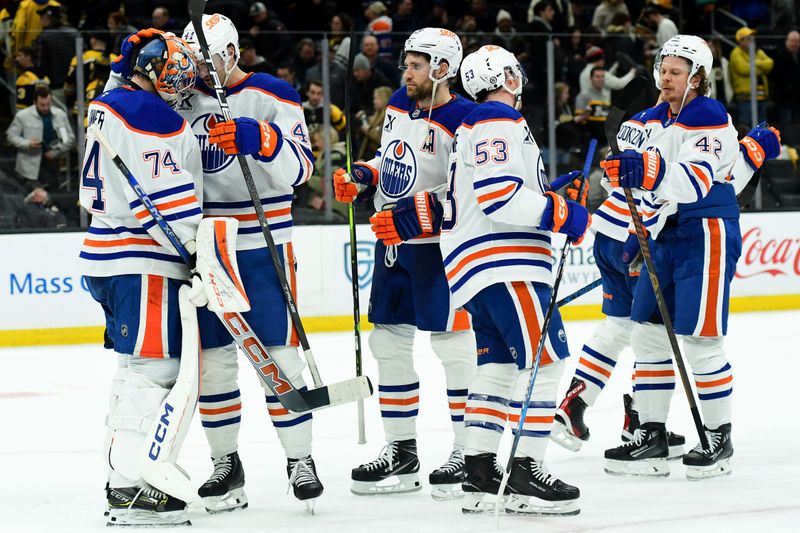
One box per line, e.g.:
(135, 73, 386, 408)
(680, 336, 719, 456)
(538, 191, 591, 244)
(601, 149, 665, 191)
(620, 232, 641, 264)
(740, 123, 781, 171)
(370, 192, 443, 245)
(111, 28, 166, 79)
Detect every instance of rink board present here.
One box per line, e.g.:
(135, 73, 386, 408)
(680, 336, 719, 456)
(2, 211, 799, 346)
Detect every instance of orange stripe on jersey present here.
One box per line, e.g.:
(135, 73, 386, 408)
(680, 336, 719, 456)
(287, 243, 299, 347)
(695, 375, 733, 388)
(379, 396, 420, 406)
(449, 402, 466, 410)
(700, 219, 722, 336)
(83, 237, 159, 248)
(140, 275, 165, 358)
(451, 308, 471, 331)
(635, 369, 675, 378)
(207, 207, 292, 222)
(464, 407, 507, 420)
(579, 357, 612, 378)
(674, 122, 727, 131)
(199, 403, 241, 415)
(689, 164, 711, 192)
(476, 183, 517, 204)
(93, 101, 188, 138)
(462, 117, 524, 129)
(446, 246, 551, 281)
(154, 195, 199, 212)
(369, 19, 391, 32)
(507, 414, 554, 424)
(214, 220, 249, 304)
(511, 281, 553, 365)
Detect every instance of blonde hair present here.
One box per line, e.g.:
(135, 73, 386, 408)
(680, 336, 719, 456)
(373, 86, 393, 110)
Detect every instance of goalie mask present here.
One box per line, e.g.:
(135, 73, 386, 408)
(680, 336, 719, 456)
(133, 35, 197, 105)
(460, 45, 527, 104)
(182, 13, 240, 84)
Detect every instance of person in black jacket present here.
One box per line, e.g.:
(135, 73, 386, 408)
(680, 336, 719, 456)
(36, 5, 79, 111)
(771, 30, 800, 128)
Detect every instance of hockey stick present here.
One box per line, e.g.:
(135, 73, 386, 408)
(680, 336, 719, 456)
(604, 77, 709, 449)
(342, 28, 367, 445)
(90, 125, 371, 414)
(556, 277, 602, 308)
(495, 138, 597, 522)
(188, 0, 324, 389)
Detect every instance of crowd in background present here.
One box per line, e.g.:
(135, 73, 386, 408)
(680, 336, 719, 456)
(0, 0, 798, 229)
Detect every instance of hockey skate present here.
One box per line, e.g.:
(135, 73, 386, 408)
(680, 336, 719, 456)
(622, 394, 686, 459)
(351, 439, 421, 495)
(198, 452, 248, 514)
(605, 422, 670, 477)
(683, 423, 733, 480)
(287, 456, 324, 513)
(461, 453, 508, 514)
(429, 447, 465, 501)
(551, 378, 590, 452)
(106, 484, 190, 527)
(505, 457, 580, 516)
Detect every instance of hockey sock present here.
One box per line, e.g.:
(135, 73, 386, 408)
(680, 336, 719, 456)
(512, 360, 565, 461)
(683, 336, 732, 429)
(630, 323, 674, 424)
(463, 363, 515, 456)
(430, 330, 476, 449)
(370, 324, 419, 442)
(574, 316, 632, 406)
(198, 344, 242, 458)
(262, 345, 312, 459)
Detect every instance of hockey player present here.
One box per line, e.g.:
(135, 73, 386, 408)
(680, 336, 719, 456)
(598, 35, 777, 479)
(80, 35, 202, 526)
(334, 28, 477, 499)
(442, 44, 590, 515)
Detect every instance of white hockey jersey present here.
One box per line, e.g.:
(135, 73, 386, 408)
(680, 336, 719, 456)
(440, 101, 555, 309)
(363, 88, 476, 243)
(79, 86, 203, 280)
(175, 73, 314, 250)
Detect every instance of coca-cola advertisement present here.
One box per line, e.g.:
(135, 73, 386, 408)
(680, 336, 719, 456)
(734, 212, 800, 296)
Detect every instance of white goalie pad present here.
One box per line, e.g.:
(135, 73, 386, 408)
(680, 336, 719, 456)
(194, 217, 250, 313)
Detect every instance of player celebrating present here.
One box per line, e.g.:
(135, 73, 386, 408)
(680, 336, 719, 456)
(334, 28, 477, 499)
(442, 44, 590, 515)
(80, 35, 202, 526)
(599, 35, 774, 479)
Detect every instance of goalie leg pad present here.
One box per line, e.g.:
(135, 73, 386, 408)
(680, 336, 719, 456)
(199, 344, 242, 458)
(194, 218, 250, 313)
(261, 345, 312, 459)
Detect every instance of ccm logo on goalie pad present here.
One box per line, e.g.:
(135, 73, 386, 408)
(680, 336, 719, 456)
(207, 272, 225, 309)
(147, 403, 174, 461)
(223, 313, 293, 395)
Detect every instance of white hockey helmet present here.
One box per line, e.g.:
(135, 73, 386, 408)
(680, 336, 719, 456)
(182, 13, 240, 67)
(653, 35, 713, 95)
(401, 27, 463, 81)
(460, 45, 528, 101)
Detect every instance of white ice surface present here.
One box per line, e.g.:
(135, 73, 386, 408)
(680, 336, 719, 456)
(1, 311, 799, 532)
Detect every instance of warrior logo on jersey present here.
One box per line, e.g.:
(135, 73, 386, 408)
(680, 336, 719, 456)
(420, 128, 436, 155)
(175, 92, 195, 112)
(192, 113, 235, 174)
(384, 115, 395, 132)
(380, 139, 417, 199)
(523, 125, 535, 145)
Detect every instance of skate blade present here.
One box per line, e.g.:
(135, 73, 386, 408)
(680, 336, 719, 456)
(604, 458, 670, 478)
(685, 458, 732, 480)
(667, 444, 686, 461)
(303, 497, 318, 515)
(106, 508, 191, 527)
(461, 492, 507, 514)
(351, 474, 421, 496)
(202, 487, 248, 514)
(504, 494, 580, 516)
(550, 424, 584, 452)
(431, 483, 464, 501)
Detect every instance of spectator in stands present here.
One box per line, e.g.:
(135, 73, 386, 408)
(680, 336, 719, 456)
(35, 4, 78, 111)
(303, 125, 347, 220)
(238, 37, 275, 74)
(14, 46, 49, 110)
(8, 0, 61, 69)
(579, 45, 636, 93)
(575, 66, 611, 142)
(392, 0, 417, 41)
(730, 27, 773, 127)
(107, 11, 136, 55)
(640, 5, 679, 46)
(591, 0, 629, 32)
(294, 38, 318, 86)
(361, 34, 398, 85)
(151, 6, 178, 33)
(17, 187, 66, 228)
(365, 1, 393, 61)
(554, 81, 586, 157)
(306, 42, 348, 108)
(249, 1, 292, 67)
(356, 85, 392, 161)
(771, 30, 800, 128)
(528, 0, 556, 81)
(771, 0, 797, 36)
(64, 32, 113, 115)
(470, 0, 497, 33)
(708, 38, 733, 106)
(303, 79, 346, 141)
(350, 53, 393, 116)
(6, 85, 74, 190)
(423, 0, 456, 31)
(493, 10, 517, 50)
(276, 63, 302, 92)
(328, 12, 352, 56)
(528, 0, 574, 33)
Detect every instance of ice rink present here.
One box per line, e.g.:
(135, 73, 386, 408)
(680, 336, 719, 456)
(2, 310, 799, 532)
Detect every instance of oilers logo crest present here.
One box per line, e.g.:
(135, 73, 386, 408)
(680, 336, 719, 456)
(380, 139, 417, 199)
(192, 113, 235, 173)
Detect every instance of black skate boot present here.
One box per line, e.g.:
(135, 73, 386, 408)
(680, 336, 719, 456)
(429, 447, 465, 501)
(605, 421, 670, 477)
(106, 485, 190, 527)
(505, 457, 580, 516)
(198, 452, 248, 513)
(622, 394, 686, 459)
(287, 456, 324, 513)
(683, 423, 733, 480)
(351, 439, 421, 495)
(461, 453, 508, 514)
(551, 378, 590, 452)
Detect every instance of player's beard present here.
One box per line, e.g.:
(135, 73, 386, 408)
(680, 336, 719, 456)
(406, 77, 434, 102)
